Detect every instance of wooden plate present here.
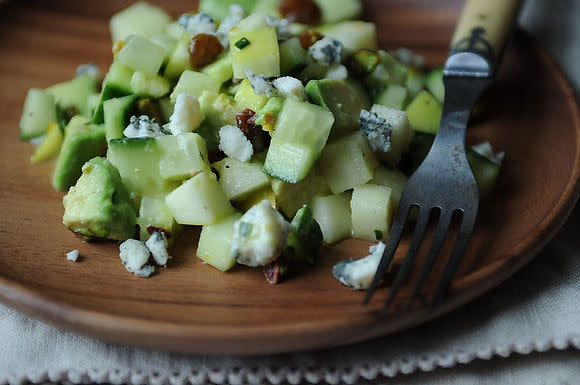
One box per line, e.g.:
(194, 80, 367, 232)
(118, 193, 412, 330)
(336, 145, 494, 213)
(0, 0, 579, 355)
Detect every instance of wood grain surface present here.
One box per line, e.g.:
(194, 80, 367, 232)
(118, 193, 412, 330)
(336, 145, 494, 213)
(0, 0, 579, 354)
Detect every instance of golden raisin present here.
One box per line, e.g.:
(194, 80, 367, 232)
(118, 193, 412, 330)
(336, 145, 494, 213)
(188, 33, 224, 70)
(298, 29, 325, 49)
(279, 0, 322, 25)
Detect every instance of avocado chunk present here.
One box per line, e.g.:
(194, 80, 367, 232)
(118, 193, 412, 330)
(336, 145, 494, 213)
(63, 157, 137, 241)
(305, 79, 364, 138)
(52, 116, 107, 191)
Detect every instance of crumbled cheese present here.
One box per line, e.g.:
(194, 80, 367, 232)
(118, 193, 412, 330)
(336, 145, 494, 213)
(218, 124, 253, 162)
(309, 37, 342, 66)
(231, 200, 291, 267)
(245, 68, 276, 97)
(167, 92, 204, 135)
(360, 110, 392, 153)
(391, 47, 425, 68)
(66, 249, 79, 262)
(332, 242, 386, 290)
(266, 15, 292, 41)
(75, 62, 100, 79)
(145, 231, 169, 267)
(325, 63, 348, 80)
(272, 76, 304, 100)
(216, 4, 246, 47)
(178, 12, 217, 36)
(119, 239, 155, 278)
(471, 141, 505, 166)
(123, 115, 168, 138)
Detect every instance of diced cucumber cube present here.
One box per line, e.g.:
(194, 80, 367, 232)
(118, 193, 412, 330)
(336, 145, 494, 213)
(425, 66, 445, 103)
(196, 212, 242, 272)
(405, 90, 442, 134)
(46, 74, 98, 118)
(202, 53, 234, 86)
(19, 88, 57, 140)
(264, 98, 334, 183)
(311, 192, 352, 244)
(467, 148, 501, 198)
(351, 183, 393, 241)
(137, 196, 180, 242)
(92, 62, 134, 124)
(375, 84, 408, 110)
(317, 21, 378, 52)
(150, 32, 178, 65)
(320, 132, 378, 194)
(171, 70, 221, 102)
(229, 26, 280, 79)
(405, 68, 425, 99)
(165, 171, 234, 225)
(279, 37, 308, 76)
(157, 133, 210, 181)
(103, 94, 136, 142)
(212, 157, 271, 201)
(115, 35, 165, 76)
(109, 2, 172, 43)
(163, 33, 193, 81)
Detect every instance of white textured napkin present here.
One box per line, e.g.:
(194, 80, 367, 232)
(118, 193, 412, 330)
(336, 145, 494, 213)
(2, 1, 580, 384)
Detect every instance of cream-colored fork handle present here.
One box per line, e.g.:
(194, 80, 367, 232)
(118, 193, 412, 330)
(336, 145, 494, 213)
(451, 0, 523, 57)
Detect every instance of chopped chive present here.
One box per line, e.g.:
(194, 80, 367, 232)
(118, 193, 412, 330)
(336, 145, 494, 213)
(374, 229, 383, 240)
(235, 37, 251, 50)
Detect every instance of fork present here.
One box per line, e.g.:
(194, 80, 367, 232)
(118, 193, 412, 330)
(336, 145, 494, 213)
(364, 0, 523, 310)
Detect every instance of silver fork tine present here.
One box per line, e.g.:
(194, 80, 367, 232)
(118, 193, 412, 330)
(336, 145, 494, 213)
(406, 210, 454, 310)
(430, 209, 478, 307)
(383, 207, 431, 311)
(363, 203, 410, 305)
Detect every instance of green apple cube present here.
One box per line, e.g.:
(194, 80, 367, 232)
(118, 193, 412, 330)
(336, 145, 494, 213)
(170, 70, 221, 102)
(405, 90, 442, 134)
(264, 98, 334, 183)
(165, 171, 235, 225)
(369, 165, 408, 210)
(163, 33, 192, 81)
(320, 132, 379, 194)
(318, 21, 378, 52)
(212, 157, 271, 201)
(202, 53, 234, 86)
(115, 34, 166, 76)
(351, 183, 393, 241)
(369, 104, 414, 165)
(157, 133, 210, 181)
(130, 71, 170, 98)
(196, 212, 242, 272)
(229, 26, 280, 78)
(19, 88, 57, 140)
(137, 196, 179, 242)
(311, 192, 352, 244)
(314, 0, 362, 24)
(234, 78, 269, 111)
(109, 2, 172, 43)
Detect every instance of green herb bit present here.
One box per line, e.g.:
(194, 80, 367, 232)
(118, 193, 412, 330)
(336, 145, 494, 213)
(235, 37, 251, 50)
(374, 229, 383, 240)
(239, 221, 253, 237)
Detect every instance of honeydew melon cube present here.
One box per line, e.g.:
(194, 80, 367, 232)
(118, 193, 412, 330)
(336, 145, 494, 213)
(196, 212, 242, 272)
(115, 35, 165, 76)
(109, 1, 172, 43)
(320, 132, 378, 194)
(165, 171, 234, 225)
(157, 133, 210, 181)
(212, 157, 271, 201)
(170, 70, 221, 103)
(19, 88, 57, 140)
(137, 196, 180, 242)
(351, 184, 393, 242)
(229, 26, 280, 78)
(311, 192, 352, 244)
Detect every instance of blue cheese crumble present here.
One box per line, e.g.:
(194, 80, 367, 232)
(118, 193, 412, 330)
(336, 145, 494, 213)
(218, 124, 254, 162)
(75, 62, 100, 79)
(178, 12, 217, 36)
(325, 63, 348, 80)
(309, 37, 342, 66)
(231, 200, 291, 267)
(245, 68, 276, 97)
(216, 5, 246, 47)
(332, 242, 386, 290)
(266, 15, 292, 41)
(145, 231, 169, 267)
(167, 92, 204, 135)
(66, 249, 79, 262)
(272, 76, 304, 100)
(360, 109, 392, 153)
(123, 115, 168, 138)
(119, 239, 155, 278)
